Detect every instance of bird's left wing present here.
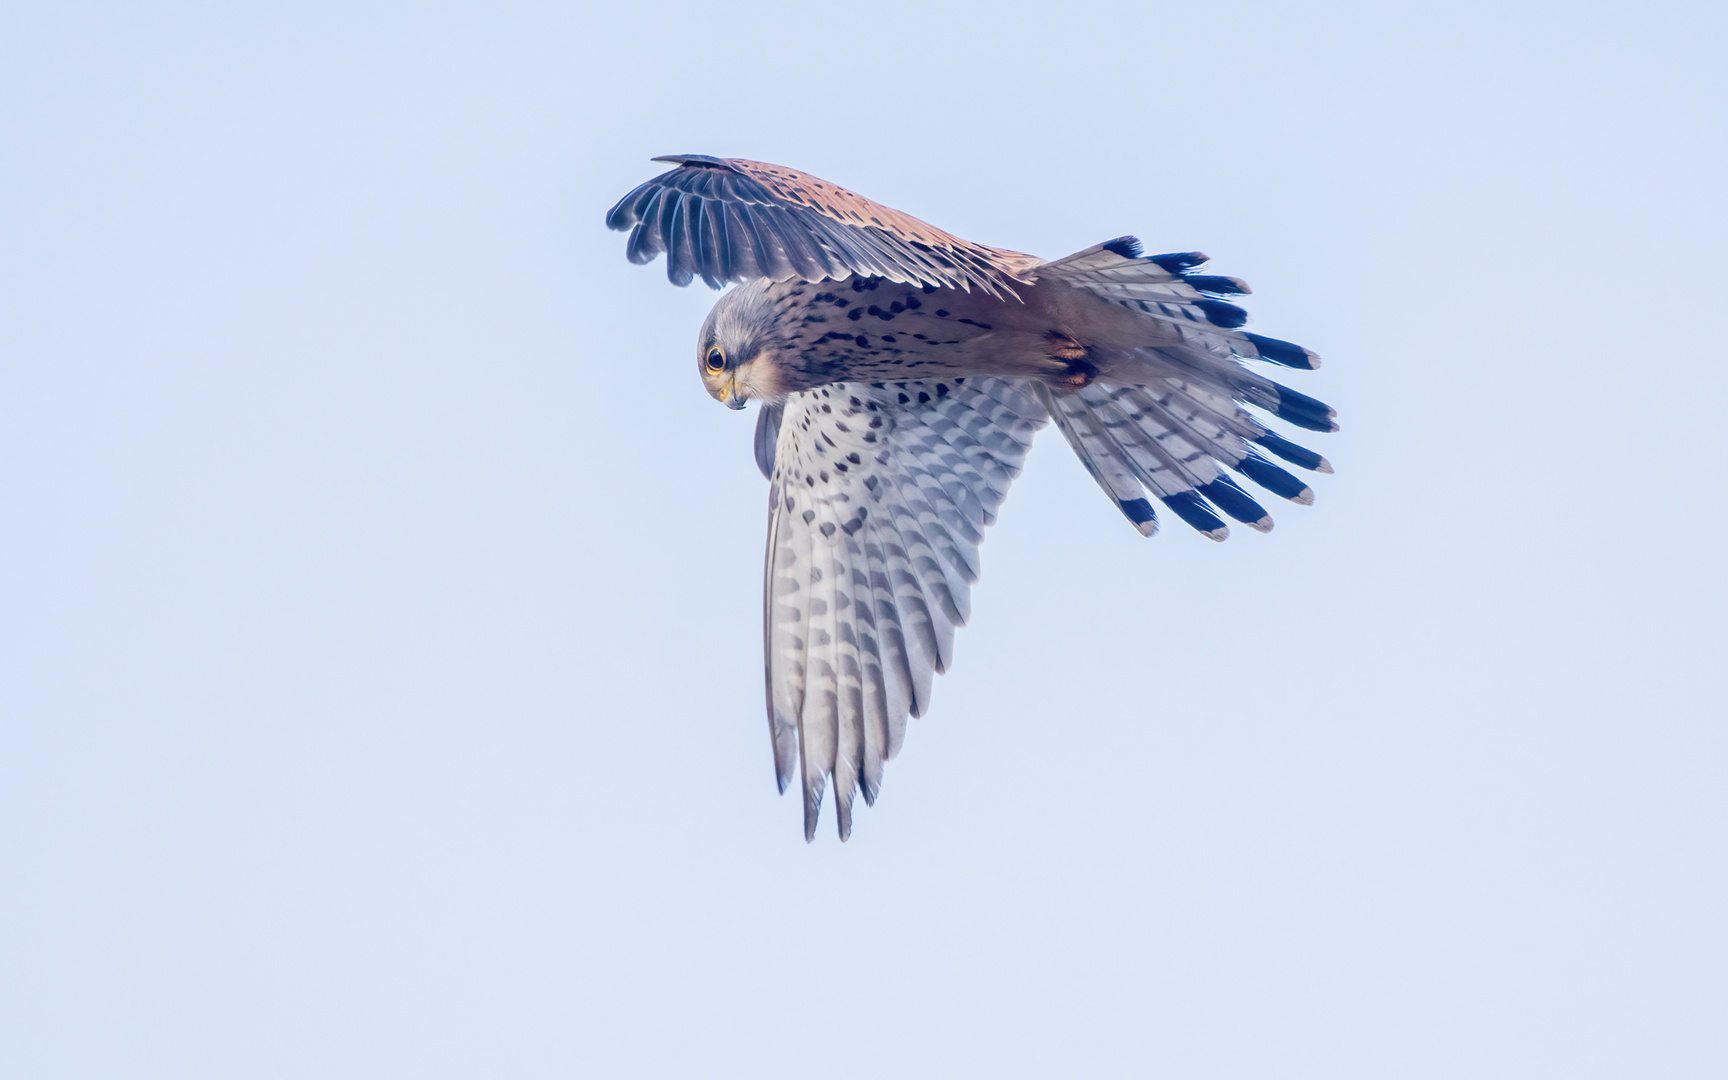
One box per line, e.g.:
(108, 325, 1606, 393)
(606, 155, 1039, 298)
(763, 377, 1047, 840)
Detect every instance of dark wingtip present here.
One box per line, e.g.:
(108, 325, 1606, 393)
(1195, 299, 1249, 329)
(1118, 497, 1159, 536)
(1185, 274, 1250, 297)
(1101, 236, 1144, 259)
(1196, 476, 1271, 530)
(1254, 432, 1331, 473)
(1243, 332, 1321, 370)
(1237, 456, 1316, 504)
(1269, 384, 1339, 432)
(1149, 251, 1209, 274)
(649, 153, 730, 168)
(604, 186, 647, 231)
(1160, 490, 1229, 540)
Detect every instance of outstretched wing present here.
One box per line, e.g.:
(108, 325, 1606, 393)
(606, 155, 1039, 298)
(763, 377, 1047, 840)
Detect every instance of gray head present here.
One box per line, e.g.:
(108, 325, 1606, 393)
(697, 280, 787, 409)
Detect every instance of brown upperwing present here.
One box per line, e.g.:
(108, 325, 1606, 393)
(605, 155, 1039, 299)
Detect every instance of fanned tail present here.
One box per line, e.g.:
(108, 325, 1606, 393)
(1038, 238, 1336, 538)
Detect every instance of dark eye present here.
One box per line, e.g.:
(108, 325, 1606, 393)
(705, 348, 726, 373)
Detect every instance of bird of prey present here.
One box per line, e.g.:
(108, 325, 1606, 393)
(607, 155, 1336, 841)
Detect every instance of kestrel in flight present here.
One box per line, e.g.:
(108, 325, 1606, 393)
(607, 155, 1336, 840)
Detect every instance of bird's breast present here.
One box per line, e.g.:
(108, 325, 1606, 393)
(767, 277, 1069, 391)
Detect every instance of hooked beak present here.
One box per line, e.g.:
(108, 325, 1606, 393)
(718, 378, 747, 410)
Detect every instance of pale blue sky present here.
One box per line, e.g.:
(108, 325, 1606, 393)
(3, 1, 1724, 1076)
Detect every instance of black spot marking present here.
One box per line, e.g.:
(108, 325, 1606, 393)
(898, 392, 910, 404)
(846, 452, 861, 464)
(935, 383, 949, 397)
(820, 522, 836, 538)
(855, 335, 869, 347)
(847, 308, 863, 321)
(802, 510, 816, 524)
(917, 391, 930, 404)
(957, 318, 992, 329)
(902, 294, 921, 309)
(881, 334, 895, 343)
(935, 309, 950, 318)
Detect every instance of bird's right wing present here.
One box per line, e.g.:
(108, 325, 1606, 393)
(763, 377, 1047, 840)
(606, 155, 1039, 298)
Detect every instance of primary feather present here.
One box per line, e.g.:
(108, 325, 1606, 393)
(609, 156, 1340, 839)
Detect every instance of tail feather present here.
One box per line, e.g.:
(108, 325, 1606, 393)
(1043, 383, 1235, 541)
(1033, 383, 1161, 536)
(1036, 238, 1338, 536)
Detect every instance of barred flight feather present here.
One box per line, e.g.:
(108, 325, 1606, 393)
(608, 156, 1040, 298)
(766, 379, 1043, 839)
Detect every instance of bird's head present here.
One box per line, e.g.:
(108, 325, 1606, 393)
(697, 281, 787, 409)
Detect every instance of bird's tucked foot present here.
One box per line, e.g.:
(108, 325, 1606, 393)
(1044, 331, 1098, 390)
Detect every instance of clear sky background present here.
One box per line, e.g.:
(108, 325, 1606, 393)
(3, 1, 1724, 1076)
